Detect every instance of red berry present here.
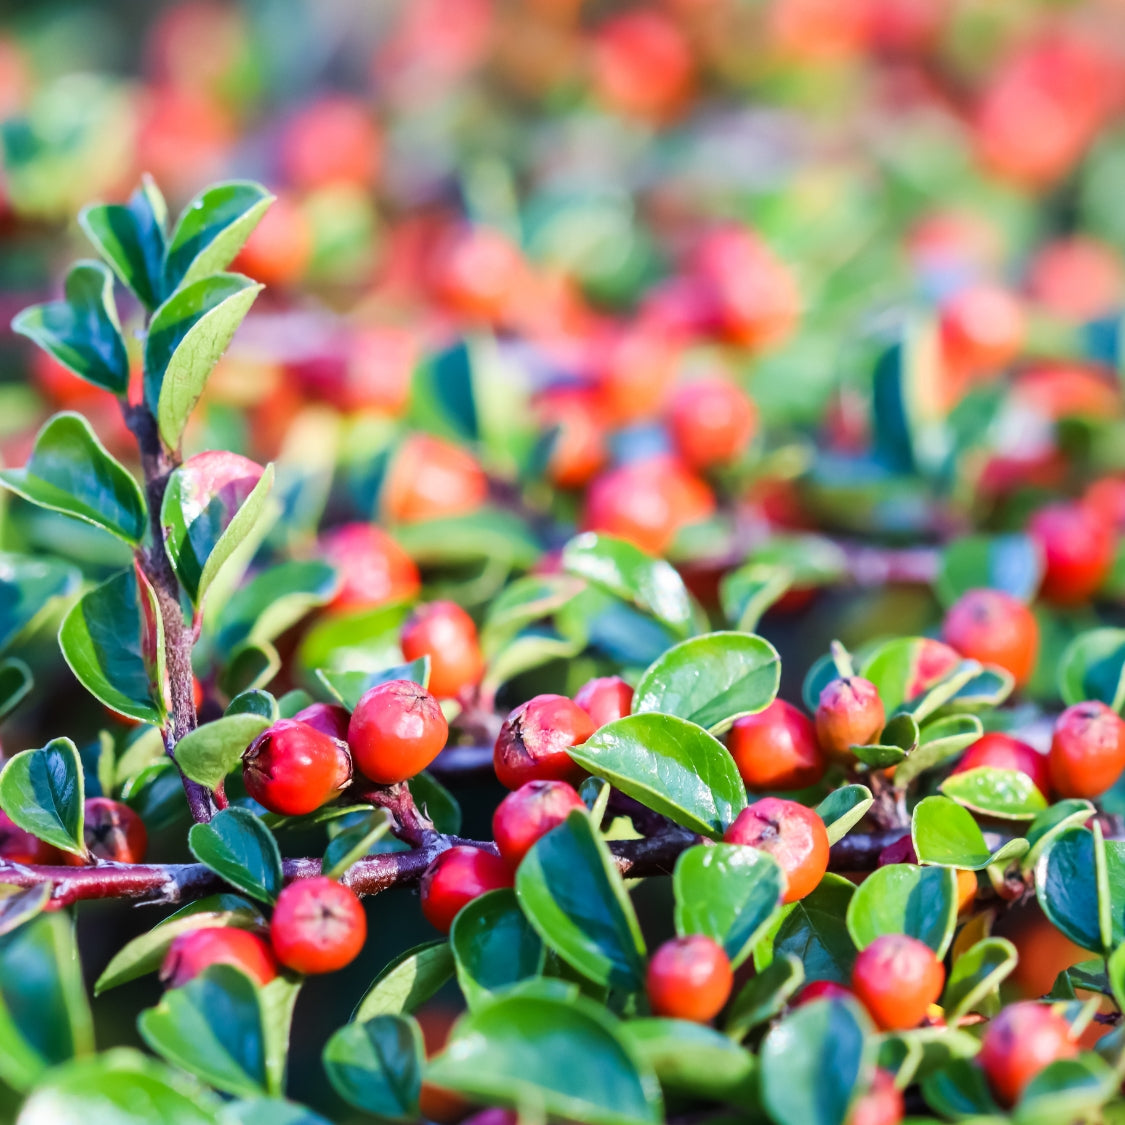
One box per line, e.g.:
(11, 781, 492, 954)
(793, 980, 855, 1007)
(242, 719, 352, 816)
(815, 679, 886, 762)
(1048, 701, 1125, 799)
(279, 96, 381, 191)
(419, 846, 513, 933)
(591, 10, 695, 122)
(427, 225, 526, 324)
(320, 523, 420, 614)
(730, 699, 827, 790)
(493, 694, 595, 791)
(907, 639, 962, 698)
(1029, 502, 1115, 606)
(573, 676, 633, 729)
(953, 732, 1050, 799)
(161, 927, 278, 988)
(723, 797, 829, 904)
(535, 387, 608, 489)
(348, 680, 448, 785)
(979, 1001, 1078, 1107)
(942, 588, 1039, 689)
(492, 781, 585, 870)
(383, 434, 488, 525)
(79, 798, 147, 864)
(0, 811, 62, 865)
(848, 1068, 904, 1125)
(233, 193, 312, 288)
(293, 702, 351, 742)
(666, 377, 757, 471)
(939, 284, 1024, 377)
(646, 935, 733, 1023)
(401, 601, 484, 700)
(850, 934, 944, 1031)
(270, 877, 367, 974)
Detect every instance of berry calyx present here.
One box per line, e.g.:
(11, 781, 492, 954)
(347, 679, 448, 785)
(723, 797, 830, 903)
(1048, 700, 1125, 798)
(493, 694, 595, 790)
(1029, 502, 1115, 606)
(573, 676, 634, 729)
(979, 1001, 1077, 1107)
(850, 934, 945, 1031)
(665, 376, 757, 471)
(242, 719, 352, 816)
(270, 877, 367, 974)
(401, 601, 484, 700)
(80, 798, 148, 864)
(941, 588, 1039, 689)
(419, 846, 513, 934)
(952, 732, 1050, 799)
(645, 935, 733, 1023)
(847, 1068, 904, 1125)
(815, 678, 885, 762)
(161, 927, 278, 989)
(492, 781, 585, 870)
(730, 699, 827, 790)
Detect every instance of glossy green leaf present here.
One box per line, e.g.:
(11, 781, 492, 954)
(175, 714, 270, 790)
(632, 631, 780, 734)
(315, 658, 429, 711)
(322, 813, 392, 881)
(912, 796, 1028, 871)
(12, 261, 128, 394)
(672, 844, 785, 968)
(816, 785, 874, 846)
(720, 562, 794, 632)
(561, 533, 694, 637)
(481, 625, 585, 695)
(164, 181, 274, 293)
(623, 1020, 756, 1107)
(479, 573, 585, 657)
(59, 567, 165, 725)
(0, 413, 146, 543)
(851, 712, 918, 770)
(214, 560, 338, 652)
(408, 771, 461, 836)
(876, 1025, 982, 1089)
(0, 737, 85, 856)
(725, 953, 804, 1039)
(860, 637, 979, 719)
(767, 874, 857, 984)
(226, 691, 277, 722)
(570, 713, 745, 839)
(943, 938, 1018, 1022)
(79, 176, 168, 308)
(189, 808, 283, 906)
(220, 642, 282, 697)
(0, 658, 33, 722)
(1100, 835, 1125, 948)
(323, 1015, 422, 1120)
(1035, 826, 1103, 952)
(1022, 799, 1095, 873)
(426, 992, 662, 1125)
(145, 273, 263, 451)
(893, 713, 983, 788)
(0, 884, 51, 938)
(516, 810, 646, 991)
(1014, 1055, 1116, 1125)
(936, 534, 1042, 609)
(1058, 628, 1125, 711)
(941, 766, 1048, 820)
(759, 997, 872, 1125)
(846, 864, 958, 957)
(921, 1058, 1002, 1119)
(451, 889, 545, 1008)
(139, 965, 268, 1099)
(0, 554, 80, 654)
(353, 941, 455, 1022)
(162, 453, 274, 607)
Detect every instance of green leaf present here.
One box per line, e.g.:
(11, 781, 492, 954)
(479, 573, 584, 657)
(1058, 628, 1125, 711)
(942, 937, 1018, 1022)
(725, 953, 804, 1039)
(16, 1049, 219, 1125)
(1014, 1055, 1116, 1125)
(921, 1058, 1002, 1119)
(759, 997, 872, 1125)
(145, 273, 263, 451)
(845, 864, 958, 957)
(673, 844, 785, 968)
(12, 261, 129, 395)
(323, 1015, 423, 1120)
(0, 659, 33, 722)
(0, 737, 85, 856)
(176, 714, 271, 789)
(860, 638, 980, 719)
(220, 643, 282, 697)
(260, 975, 301, 1099)
(222, 1098, 331, 1125)
(164, 181, 274, 293)
(767, 874, 857, 984)
(912, 796, 1028, 871)
(96, 906, 265, 995)
(162, 453, 274, 607)
(1035, 826, 1103, 952)
(215, 561, 338, 653)
(189, 808, 283, 906)
(561, 533, 694, 637)
(1022, 799, 1095, 873)
(893, 714, 984, 789)
(450, 889, 545, 1007)
(0, 884, 51, 938)
(0, 413, 146, 544)
(631, 631, 780, 734)
(936, 534, 1042, 608)
(407, 771, 461, 836)
(623, 1019, 757, 1107)
(941, 767, 1048, 820)
(353, 941, 455, 1022)
(322, 813, 392, 881)
(226, 691, 278, 722)
(482, 626, 585, 695)
(876, 1025, 982, 1089)
(426, 992, 662, 1125)
(851, 712, 918, 770)
(0, 554, 80, 654)
(720, 562, 794, 632)
(79, 176, 168, 308)
(569, 714, 745, 840)
(516, 810, 646, 992)
(393, 508, 539, 569)
(0, 913, 94, 1092)
(59, 567, 166, 725)
(315, 658, 429, 711)
(139, 964, 268, 1099)
(816, 785, 874, 845)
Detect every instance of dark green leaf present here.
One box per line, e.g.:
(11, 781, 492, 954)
(226, 691, 278, 722)
(851, 712, 918, 770)
(353, 941, 455, 1022)
(1058, 628, 1125, 711)
(0, 554, 80, 654)
(315, 658, 429, 711)
(1014, 1055, 1115, 1125)
(0, 737, 85, 856)
(220, 643, 282, 697)
(767, 874, 857, 984)
(189, 808, 283, 905)
(1023, 799, 1095, 873)
(0, 413, 146, 543)
(941, 767, 1048, 820)
(570, 714, 745, 839)
(845, 864, 957, 957)
(912, 796, 1028, 871)
(893, 714, 984, 788)
(479, 573, 585, 657)
(451, 889, 545, 1007)
(0, 884, 51, 938)
(214, 561, 338, 653)
(1035, 827, 1103, 952)
(322, 813, 391, 881)
(0, 658, 33, 721)
(176, 714, 271, 789)
(516, 810, 646, 991)
(943, 938, 1018, 1021)
(624, 1019, 756, 1107)
(323, 1015, 423, 1120)
(408, 771, 461, 836)
(720, 563, 794, 632)
(222, 1098, 331, 1125)
(725, 953, 804, 1039)
(632, 631, 780, 734)
(816, 785, 873, 846)
(921, 1058, 1002, 1119)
